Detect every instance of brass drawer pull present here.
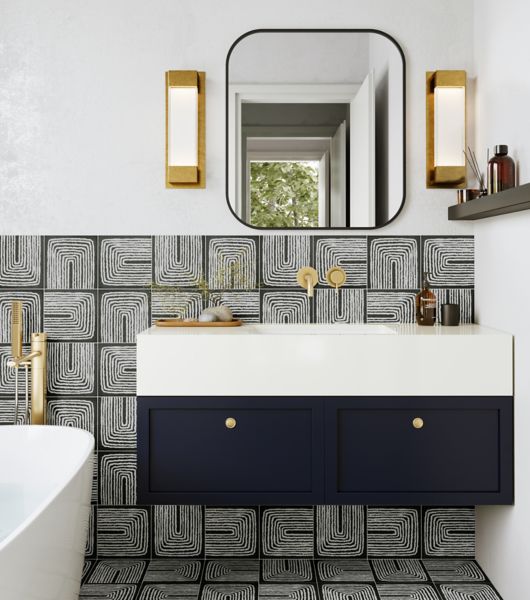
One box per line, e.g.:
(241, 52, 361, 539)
(412, 417, 424, 429)
(225, 417, 237, 429)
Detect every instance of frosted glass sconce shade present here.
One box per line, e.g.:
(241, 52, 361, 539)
(426, 70, 466, 188)
(165, 70, 206, 188)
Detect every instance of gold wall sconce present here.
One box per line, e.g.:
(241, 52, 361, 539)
(166, 70, 206, 188)
(426, 70, 467, 188)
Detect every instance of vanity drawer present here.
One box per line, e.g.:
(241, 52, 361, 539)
(325, 396, 513, 505)
(137, 396, 324, 504)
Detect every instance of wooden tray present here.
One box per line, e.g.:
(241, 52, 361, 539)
(155, 319, 242, 328)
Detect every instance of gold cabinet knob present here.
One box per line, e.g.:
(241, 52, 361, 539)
(412, 417, 424, 429)
(225, 417, 237, 429)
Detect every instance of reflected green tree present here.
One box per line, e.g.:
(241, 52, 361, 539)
(250, 161, 319, 228)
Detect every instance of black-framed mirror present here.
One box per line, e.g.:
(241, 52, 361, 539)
(226, 29, 406, 230)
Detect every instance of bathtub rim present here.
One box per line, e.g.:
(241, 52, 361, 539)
(0, 425, 95, 553)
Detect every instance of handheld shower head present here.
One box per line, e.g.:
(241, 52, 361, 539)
(11, 301, 23, 360)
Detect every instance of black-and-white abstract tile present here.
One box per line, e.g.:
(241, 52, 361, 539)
(99, 452, 136, 505)
(87, 560, 147, 584)
(154, 235, 203, 287)
(423, 560, 486, 583)
(207, 237, 257, 290)
(153, 506, 203, 558)
(315, 237, 367, 287)
(205, 560, 259, 582)
(99, 345, 136, 395)
(316, 506, 365, 557)
(369, 237, 419, 290)
(139, 583, 201, 600)
(99, 396, 136, 450)
(438, 583, 501, 600)
(44, 291, 96, 341)
(423, 508, 475, 558)
(97, 507, 150, 558)
(0, 290, 42, 343)
(46, 236, 96, 289)
(47, 342, 95, 395)
(47, 397, 95, 434)
(261, 291, 311, 324)
(79, 583, 137, 599)
(100, 291, 149, 342)
(316, 560, 373, 583)
(422, 237, 474, 287)
(144, 560, 203, 582)
(99, 237, 152, 288)
(371, 559, 427, 582)
(433, 289, 474, 324)
(261, 508, 314, 557)
(205, 508, 258, 557)
(0, 236, 41, 287)
(261, 236, 311, 288)
(320, 583, 378, 600)
(315, 289, 364, 324)
(367, 508, 420, 558)
(366, 291, 416, 323)
(208, 291, 260, 323)
(151, 290, 203, 322)
(376, 583, 440, 599)
(260, 583, 318, 600)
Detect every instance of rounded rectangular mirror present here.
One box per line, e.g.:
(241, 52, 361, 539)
(226, 29, 405, 229)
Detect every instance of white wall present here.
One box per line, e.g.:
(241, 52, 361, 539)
(0, 0, 474, 235)
(474, 1, 530, 598)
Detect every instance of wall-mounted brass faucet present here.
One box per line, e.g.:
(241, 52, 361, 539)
(7, 301, 48, 425)
(297, 267, 318, 298)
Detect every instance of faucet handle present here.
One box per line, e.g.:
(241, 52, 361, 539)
(325, 267, 347, 293)
(297, 267, 318, 298)
(11, 300, 23, 360)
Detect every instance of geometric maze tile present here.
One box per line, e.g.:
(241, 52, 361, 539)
(433, 288, 474, 324)
(316, 560, 373, 583)
(44, 291, 96, 341)
(200, 584, 257, 600)
(320, 583, 378, 600)
(259, 584, 318, 600)
(261, 559, 313, 582)
(100, 237, 152, 288)
(367, 508, 420, 558)
(422, 560, 485, 583)
(99, 396, 136, 449)
(376, 583, 439, 600)
(99, 345, 136, 395)
(366, 291, 416, 323)
(316, 506, 364, 557)
(438, 583, 502, 600)
(97, 508, 150, 557)
(86, 506, 96, 558)
(46, 237, 96, 289)
(99, 453, 136, 505)
(205, 560, 259, 582)
(261, 291, 310, 324)
(315, 289, 364, 324)
(371, 559, 427, 582)
(208, 291, 260, 323)
(100, 291, 149, 343)
(145, 560, 203, 582)
(423, 237, 474, 287)
(315, 237, 367, 287)
(0, 290, 42, 343)
(261, 236, 311, 288)
(205, 508, 258, 557)
(207, 237, 257, 290)
(79, 583, 137, 599)
(0, 235, 41, 287)
(87, 560, 147, 583)
(423, 508, 475, 558)
(154, 235, 203, 287)
(261, 508, 314, 557)
(47, 342, 95, 395)
(151, 290, 203, 322)
(47, 397, 95, 434)
(369, 237, 419, 290)
(153, 506, 203, 558)
(139, 583, 201, 600)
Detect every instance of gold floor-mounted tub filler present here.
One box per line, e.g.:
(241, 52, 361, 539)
(8, 300, 48, 425)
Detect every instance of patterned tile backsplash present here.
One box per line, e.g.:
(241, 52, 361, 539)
(0, 235, 475, 559)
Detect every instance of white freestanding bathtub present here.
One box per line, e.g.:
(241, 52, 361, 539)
(0, 426, 94, 600)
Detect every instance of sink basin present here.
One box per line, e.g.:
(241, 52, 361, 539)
(244, 324, 396, 335)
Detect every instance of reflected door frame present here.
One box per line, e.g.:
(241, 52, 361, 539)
(228, 83, 359, 223)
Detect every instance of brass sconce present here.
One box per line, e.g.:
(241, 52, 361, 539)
(165, 70, 206, 188)
(426, 70, 466, 188)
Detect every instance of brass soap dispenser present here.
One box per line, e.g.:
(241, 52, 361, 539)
(416, 272, 436, 326)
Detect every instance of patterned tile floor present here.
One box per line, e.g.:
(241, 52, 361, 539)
(80, 558, 503, 600)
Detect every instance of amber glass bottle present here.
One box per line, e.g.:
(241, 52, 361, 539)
(487, 145, 515, 194)
(416, 273, 436, 326)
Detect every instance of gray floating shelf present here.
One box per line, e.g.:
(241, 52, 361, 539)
(448, 183, 530, 220)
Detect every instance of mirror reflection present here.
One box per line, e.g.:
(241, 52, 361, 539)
(226, 30, 405, 229)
